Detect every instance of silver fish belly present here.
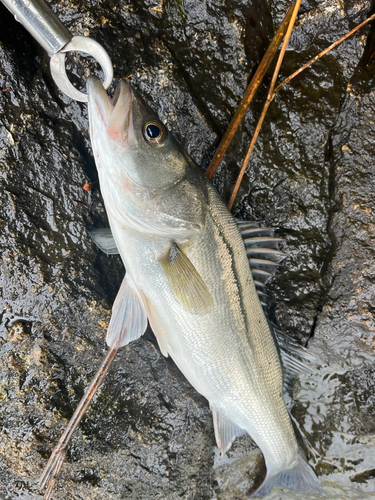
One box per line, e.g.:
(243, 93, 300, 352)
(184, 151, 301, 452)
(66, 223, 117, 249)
(87, 76, 321, 497)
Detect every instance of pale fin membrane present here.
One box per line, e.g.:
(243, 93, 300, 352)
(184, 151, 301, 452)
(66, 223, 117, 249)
(106, 275, 148, 348)
(211, 406, 246, 455)
(87, 227, 119, 255)
(274, 327, 319, 365)
(251, 453, 322, 498)
(159, 243, 213, 314)
(273, 326, 320, 390)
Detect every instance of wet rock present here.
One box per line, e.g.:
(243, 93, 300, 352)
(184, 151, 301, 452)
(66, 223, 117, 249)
(310, 69, 375, 369)
(0, 0, 374, 499)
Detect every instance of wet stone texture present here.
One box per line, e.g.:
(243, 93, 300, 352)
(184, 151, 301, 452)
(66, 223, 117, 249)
(0, 0, 375, 499)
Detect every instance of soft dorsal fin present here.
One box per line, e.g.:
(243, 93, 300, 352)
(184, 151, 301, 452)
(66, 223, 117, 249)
(106, 275, 148, 348)
(159, 243, 213, 314)
(87, 226, 119, 255)
(211, 406, 246, 455)
(270, 323, 320, 391)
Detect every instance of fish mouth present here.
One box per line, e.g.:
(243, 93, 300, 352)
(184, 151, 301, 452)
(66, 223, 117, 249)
(87, 76, 134, 147)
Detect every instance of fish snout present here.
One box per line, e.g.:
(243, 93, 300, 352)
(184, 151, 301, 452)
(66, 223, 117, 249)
(87, 76, 134, 148)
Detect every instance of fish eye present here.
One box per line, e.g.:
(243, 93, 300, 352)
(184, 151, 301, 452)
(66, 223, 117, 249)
(143, 120, 167, 148)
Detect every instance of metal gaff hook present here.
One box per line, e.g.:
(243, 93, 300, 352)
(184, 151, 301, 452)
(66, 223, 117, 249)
(50, 36, 113, 102)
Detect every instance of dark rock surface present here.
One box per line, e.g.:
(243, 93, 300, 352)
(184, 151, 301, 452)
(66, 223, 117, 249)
(0, 0, 374, 499)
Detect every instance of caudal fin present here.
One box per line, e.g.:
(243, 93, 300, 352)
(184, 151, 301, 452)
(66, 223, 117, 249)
(251, 455, 322, 498)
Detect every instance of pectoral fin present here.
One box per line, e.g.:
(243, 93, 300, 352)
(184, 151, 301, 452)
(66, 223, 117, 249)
(211, 406, 246, 455)
(87, 226, 119, 255)
(106, 275, 148, 348)
(159, 243, 213, 314)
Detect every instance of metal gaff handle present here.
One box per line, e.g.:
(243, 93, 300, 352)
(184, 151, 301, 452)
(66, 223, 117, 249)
(0, 0, 113, 101)
(1, 0, 71, 54)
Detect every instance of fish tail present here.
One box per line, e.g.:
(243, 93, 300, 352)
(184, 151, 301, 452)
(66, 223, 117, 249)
(251, 455, 322, 498)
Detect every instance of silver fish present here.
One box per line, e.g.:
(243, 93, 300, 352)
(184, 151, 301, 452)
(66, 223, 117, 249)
(87, 76, 321, 497)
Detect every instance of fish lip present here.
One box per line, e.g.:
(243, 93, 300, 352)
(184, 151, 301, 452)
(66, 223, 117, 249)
(87, 75, 113, 125)
(88, 76, 133, 147)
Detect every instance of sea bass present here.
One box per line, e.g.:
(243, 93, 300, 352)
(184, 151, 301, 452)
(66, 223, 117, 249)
(87, 75, 321, 497)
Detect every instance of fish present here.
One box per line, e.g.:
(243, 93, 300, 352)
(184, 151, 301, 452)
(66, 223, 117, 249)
(86, 75, 322, 497)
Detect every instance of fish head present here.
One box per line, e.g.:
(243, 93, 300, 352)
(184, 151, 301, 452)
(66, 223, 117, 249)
(87, 76, 187, 192)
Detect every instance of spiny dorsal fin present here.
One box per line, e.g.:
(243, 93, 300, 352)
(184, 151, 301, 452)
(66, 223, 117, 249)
(246, 247, 286, 262)
(236, 219, 275, 237)
(248, 258, 280, 274)
(236, 218, 286, 300)
(159, 243, 213, 314)
(243, 236, 285, 249)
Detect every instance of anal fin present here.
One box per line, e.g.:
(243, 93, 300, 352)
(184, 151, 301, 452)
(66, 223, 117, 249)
(106, 275, 148, 348)
(211, 406, 246, 455)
